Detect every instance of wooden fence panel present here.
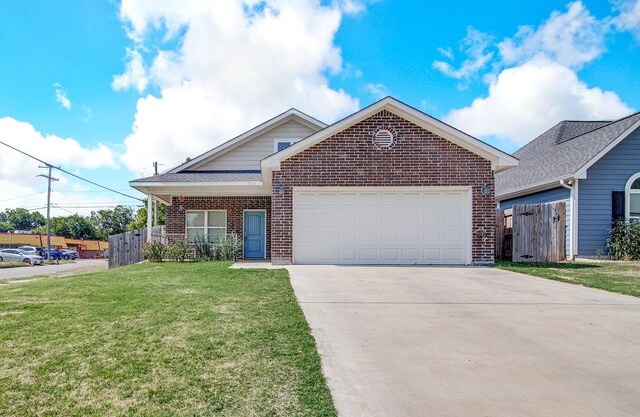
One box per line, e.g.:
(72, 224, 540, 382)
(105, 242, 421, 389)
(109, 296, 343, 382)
(108, 226, 166, 269)
(510, 202, 565, 263)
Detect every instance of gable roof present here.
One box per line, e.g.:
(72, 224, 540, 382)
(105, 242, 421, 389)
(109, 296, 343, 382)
(496, 112, 640, 199)
(167, 108, 326, 173)
(261, 96, 518, 176)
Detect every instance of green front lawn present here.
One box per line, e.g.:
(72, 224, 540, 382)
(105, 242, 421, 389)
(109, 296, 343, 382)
(0, 262, 336, 416)
(495, 261, 640, 297)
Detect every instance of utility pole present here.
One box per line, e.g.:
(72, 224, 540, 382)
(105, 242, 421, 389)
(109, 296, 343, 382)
(38, 165, 58, 263)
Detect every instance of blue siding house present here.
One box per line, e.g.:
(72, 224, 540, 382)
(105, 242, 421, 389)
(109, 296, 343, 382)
(496, 113, 640, 258)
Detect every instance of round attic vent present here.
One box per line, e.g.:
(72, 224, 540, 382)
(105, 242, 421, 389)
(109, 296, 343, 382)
(374, 129, 394, 148)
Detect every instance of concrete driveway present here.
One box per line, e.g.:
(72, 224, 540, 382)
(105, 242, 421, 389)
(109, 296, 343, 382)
(288, 265, 640, 417)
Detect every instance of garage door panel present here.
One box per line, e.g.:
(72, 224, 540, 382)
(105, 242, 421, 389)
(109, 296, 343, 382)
(402, 248, 420, 262)
(296, 192, 317, 206)
(424, 248, 443, 262)
(339, 210, 357, 224)
(423, 211, 442, 226)
(444, 192, 465, 205)
(339, 193, 357, 205)
(317, 193, 337, 205)
(423, 192, 442, 205)
(294, 188, 470, 265)
(360, 229, 378, 242)
(360, 193, 378, 204)
(402, 229, 420, 242)
(360, 210, 378, 226)
(339, 248, 357, 262)
(444, 248, 465, 262)
(380, 229, 398, 241)
(360, 248, 378, 262)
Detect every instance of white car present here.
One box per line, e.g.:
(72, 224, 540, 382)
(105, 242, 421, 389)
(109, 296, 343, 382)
(0, 249, 44, 265)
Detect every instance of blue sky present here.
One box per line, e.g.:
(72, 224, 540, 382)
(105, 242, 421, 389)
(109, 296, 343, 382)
(1, 0, 639, 215)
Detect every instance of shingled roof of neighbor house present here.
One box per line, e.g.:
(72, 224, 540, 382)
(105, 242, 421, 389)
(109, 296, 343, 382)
(496, 112, 640, 197)
(131, 171, 263, 183)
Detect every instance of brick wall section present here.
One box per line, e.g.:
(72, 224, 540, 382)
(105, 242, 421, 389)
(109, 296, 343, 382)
(271, 110, 495, 264)
(166, 196, 271, 258)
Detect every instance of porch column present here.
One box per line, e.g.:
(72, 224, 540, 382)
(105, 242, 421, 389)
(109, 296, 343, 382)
(146, 195, 153, 242)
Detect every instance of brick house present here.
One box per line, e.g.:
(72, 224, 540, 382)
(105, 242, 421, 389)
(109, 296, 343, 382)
(130, 97, 517, 265)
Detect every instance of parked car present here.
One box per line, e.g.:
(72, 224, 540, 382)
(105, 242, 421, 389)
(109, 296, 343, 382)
(18, 246, 45, 257)
(0, 249, 44, 265)
(43, 249, 62, 261)
(59, 249, 79, 260)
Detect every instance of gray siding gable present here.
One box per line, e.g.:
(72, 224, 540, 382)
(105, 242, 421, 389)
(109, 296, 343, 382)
(578, 126, 640, 256)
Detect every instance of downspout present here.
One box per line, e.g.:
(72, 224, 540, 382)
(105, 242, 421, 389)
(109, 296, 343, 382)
(559, 179, 575, 260)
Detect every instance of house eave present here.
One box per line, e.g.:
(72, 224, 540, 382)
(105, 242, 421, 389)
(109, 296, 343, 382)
(129, 181, 270, 199)
(496, 176, 578, 201)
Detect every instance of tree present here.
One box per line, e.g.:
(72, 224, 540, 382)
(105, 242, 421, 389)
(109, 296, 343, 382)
(91, 205, 135, 239)
(127, 199, 166, 231)
(0, 208, 46, 231)
(47, 215, 101, 240)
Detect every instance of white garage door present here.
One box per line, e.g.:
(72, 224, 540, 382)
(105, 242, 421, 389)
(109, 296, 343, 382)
(293, 187, 472, 265)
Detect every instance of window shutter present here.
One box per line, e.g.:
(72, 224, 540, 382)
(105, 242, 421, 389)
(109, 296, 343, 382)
(612, 191, 625, 223)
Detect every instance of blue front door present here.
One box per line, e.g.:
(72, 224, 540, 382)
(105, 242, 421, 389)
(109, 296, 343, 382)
(244, 211, 265, 258)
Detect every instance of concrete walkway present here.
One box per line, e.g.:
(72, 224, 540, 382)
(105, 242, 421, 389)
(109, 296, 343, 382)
(288, 265, 640, 417)
(0, 259, 107, 281)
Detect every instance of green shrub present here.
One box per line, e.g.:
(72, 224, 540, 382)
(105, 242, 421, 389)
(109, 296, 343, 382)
(167, 240, 191, 262)
(141, 241, 165, 262)
(606, 220, 640, 260)
(192, 233, 242, 261)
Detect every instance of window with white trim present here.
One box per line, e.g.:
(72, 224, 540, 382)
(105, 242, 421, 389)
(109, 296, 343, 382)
(275, 140, 294, 152)
(186, 210, 227, 243)
(626, 173, 640, 221)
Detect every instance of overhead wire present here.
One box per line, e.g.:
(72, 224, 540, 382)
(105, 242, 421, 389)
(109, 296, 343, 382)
(0, 140, 143, 201)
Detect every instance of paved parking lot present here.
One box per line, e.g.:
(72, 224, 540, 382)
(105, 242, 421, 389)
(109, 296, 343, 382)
(289, 265, 640, 417)
(0, 259, 107, 281)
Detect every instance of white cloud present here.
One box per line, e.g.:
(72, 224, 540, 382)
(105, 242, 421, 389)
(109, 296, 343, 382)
(53, 83, 71, 110)
(112, 48, 149, 93)
(116, 0, 361, 173)
(365, 83, 388, 99)
(613, 0, 640, 38)
(434, 1, 635, 147)
(444, 57, 633, 145)
(433, 27, 494, 88)
(0, 117, 120, 216)
(498, 1, 608, 69)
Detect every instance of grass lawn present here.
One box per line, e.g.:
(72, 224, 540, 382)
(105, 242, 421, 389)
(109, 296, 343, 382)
(0, 262, 30, 269)
(0, 262, 336, 416)
(495, 261, 640, 297)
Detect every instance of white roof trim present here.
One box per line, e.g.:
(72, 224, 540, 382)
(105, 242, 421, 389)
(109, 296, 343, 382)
(130, 181, 262, 187)
(167, 109, 327, 173)
(497, 117, 640, 200)
(261, 97, 518, 173)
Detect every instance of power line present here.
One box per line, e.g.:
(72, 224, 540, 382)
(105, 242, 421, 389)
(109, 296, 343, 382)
(0, 140, 143, 201)
(0, 192, 46, 203)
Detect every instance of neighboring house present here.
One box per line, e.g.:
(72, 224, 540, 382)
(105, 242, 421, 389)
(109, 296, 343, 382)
(496, 112, 640, 259)
(130, 97, 517, 265)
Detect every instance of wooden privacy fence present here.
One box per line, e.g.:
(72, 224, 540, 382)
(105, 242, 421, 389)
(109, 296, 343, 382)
(496, 202, 565, 263)
(108, 225, 165, 269)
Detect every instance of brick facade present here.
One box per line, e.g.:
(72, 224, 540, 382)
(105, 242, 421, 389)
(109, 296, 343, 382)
(166, 196, 271, 258)
(271, 110, 495, 264)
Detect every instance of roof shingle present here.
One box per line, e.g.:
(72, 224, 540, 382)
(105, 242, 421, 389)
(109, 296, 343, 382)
(496, 112, 640, 197)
